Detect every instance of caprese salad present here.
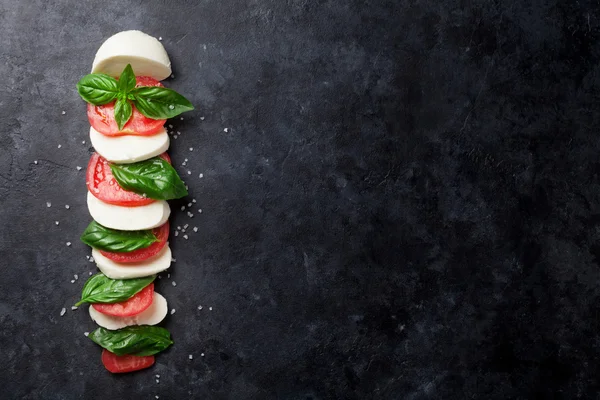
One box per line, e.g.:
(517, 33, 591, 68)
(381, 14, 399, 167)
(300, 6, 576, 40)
(73, 30, 193, 373)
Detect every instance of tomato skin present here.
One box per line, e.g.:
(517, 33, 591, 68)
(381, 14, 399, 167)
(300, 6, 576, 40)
(100, 221, 169, 263)
(87, 152, 171, 207)
(92, 284, 154, 317)
(101, 349, 155, 373)
(88, 76, 166, 137)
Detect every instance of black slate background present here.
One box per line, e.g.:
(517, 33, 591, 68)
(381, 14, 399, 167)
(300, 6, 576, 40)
(1, 0, 600, 398)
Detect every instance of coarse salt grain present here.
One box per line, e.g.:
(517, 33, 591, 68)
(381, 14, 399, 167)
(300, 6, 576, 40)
(184, 224, 189, 228)
(180, 117, 184, 120)
(71, 306, 77, 310)
(200, 116, 205, 120)
(224, 128, 228, 132)
(46, 202, 51, 208)
(156, 379, 160, 384)
(180, 206, 185, 211)
(60, 308, 66, 316)
(58, 144, 62, 148)
(66, 242, 71, 246)
(171, 258, 176, 262)
(84, 332, 89, 337)
(167, 274, 170, 278)
(193, 227, 198, 232)
(65, 205, 70, 209)
(70, 280, 75, 283)
(89, 257, 94, 263)
(74, 274, 78, 280)
(172, 281, 177, 286)
(34, 160, 38, 165)
(189, 147, 194, 151)
(170, 309, 176, 315)
(187, 203, 192, 207)
(197, 305, 203, 310)
(82, 140, 86, 144)
(192, 199, 197, 203)
(199, 173, 203, 178)
(76, 166, 82, 171)
(187, 171, 191, 175)
(189, 354, 193, 360)
(61, 111, 66, 115)
(209, 307, 213, 311)
(159, 36, 163, 41)
(174, 231, 179, 237)
(156, 374, 160, 378)
(55, 221, 59, 225)
(198, 209, 203, 213)
(201, 353, 205, 357)
(89, 271, 92, 275)
(183, 235, 188, 240)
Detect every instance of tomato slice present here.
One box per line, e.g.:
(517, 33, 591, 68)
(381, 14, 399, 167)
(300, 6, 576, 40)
(87, 152, 171, 207)
(101, 349, 155, 373)
(88, 76, 166, 137)
(92, 283, 154, 317)
(100, 221, 169, 263)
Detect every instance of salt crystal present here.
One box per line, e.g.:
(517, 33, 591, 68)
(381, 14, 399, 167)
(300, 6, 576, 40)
(55, 221, 59, 225)
(224, 128, 228, 133)
(172, 281, 177, 286)
(189, 147, 194, 151)
(74, 274, 78, 280)
(198, 209, 203, 213)
(201, 353, 205, 357)
(209, 307, 213, 311)
(71, 306, 77, 310)
(199, 173, 203, 178)
(200, 116, 205, 120)
(169, 124, 173, 128)
(84, 332, 89, 336)
(187, 171, 191, 175)
(159, 36, 163, 41)
(192, 199, 197, 203)
(61, 111, 66, 115)
(46, 202, 51, 208)
(183, 235, 188, 240)
(170, 309, 176, 315)
(60, 308, 66, 316)
(65, 204, 70, 209)
(193, 227, 198, 232)
(76, 166, 82, 171)
(189, 354, 193, 360)
(66, 242, 71, 246)
(180, 206, 185, 211)
(174, 231, 179, 237)
(58, 144, 62, 148)
(70, 280, 75, 283)
(187, 203, 192, 207)
(34, 160, 38, 165)
(197, 305, 203, 310)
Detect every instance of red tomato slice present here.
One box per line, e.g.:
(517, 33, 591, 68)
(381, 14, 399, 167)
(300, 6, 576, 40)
(99, 221, 169, 263)
(101, 349, 155, 373)
(92, 283, 154, 317)
(87, 152, 171, 207)
(88, 76, 166, 137)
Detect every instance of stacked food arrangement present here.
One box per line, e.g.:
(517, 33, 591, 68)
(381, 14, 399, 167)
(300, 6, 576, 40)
(74, 30, 193, 373)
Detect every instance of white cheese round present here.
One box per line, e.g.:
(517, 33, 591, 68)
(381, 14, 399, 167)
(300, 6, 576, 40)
(90, 126, 170, 164)
(92, 245, 172, 280)
(91, 30, 172, 80)
(87, 191, 170, 231)
(89, 292, 168, 330)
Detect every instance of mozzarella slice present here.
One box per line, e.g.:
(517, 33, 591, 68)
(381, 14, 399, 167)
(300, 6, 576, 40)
(89, 292, 168, 330)
(92, 245, 172, 280)
(91, 30, 172, 80)
(90, 126, 169, 164)
(87, 191, 170, 231)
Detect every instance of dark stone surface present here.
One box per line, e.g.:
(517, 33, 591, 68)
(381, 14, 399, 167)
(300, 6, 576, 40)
(1, 0, 600, 398)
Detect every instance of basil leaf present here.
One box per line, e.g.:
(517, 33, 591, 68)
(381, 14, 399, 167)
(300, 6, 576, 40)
(89, 326, 173, 356)
(132, 87, 194, 119)
(118, 64, 136, 93)
(80, 221, 158, 252)
(114, 98, 133, 130)
(75, 273, 155, 306)
(110, 157, 188, 200)
(76, 74, 119, 105)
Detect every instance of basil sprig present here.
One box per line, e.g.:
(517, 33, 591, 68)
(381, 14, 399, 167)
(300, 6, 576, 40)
(81, 221, 158, 252)
(75, 273, 155, 306)
(110, 157, 188, 200)
(89, 326, 173, 356)
(76, 64, 194, 130)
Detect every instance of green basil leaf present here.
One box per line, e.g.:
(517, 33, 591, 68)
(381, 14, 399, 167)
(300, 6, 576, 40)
(114, 98, 133, 130)
(89, 326, 173, 356)
(110, 157, 188, 200)
(75, 273, 155, 306)
(80, 220, 158, 252)
(118, 64, 137, 93)
(132, 86, 194, 119)
(76, 73, 119, 105)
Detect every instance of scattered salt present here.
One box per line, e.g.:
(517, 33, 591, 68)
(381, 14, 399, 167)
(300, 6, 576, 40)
(174, 231, 179, 237)
(209, 307, 213, 311)
(224, 128, 228, 133)
(198, 209, 203, 213)
(199, 173, 203, 178)
(171, 258, 176, 262)
(170, 309, 176, 315)
(180, 206, 185, 211)
(200, 116, 205, 120)
(55, 221, 59, 225)
(76, 166, 82, 171)
(71, 306, 77, 310)
(172, 281, 177, 286)
(34, 160, 38, 165)
(192, 199, 197, 203)
(70, 280, 75, 283)
(187, 171, 191, 175)
(189, 147, 194, 151)
(60, 308, 66, 316)
(66, 242, 71, 246)
(197, 305, 203, 310)
(193, 227, 198, 232)
(57, 144, 62, 148)
(61, 111, 66, 115)
(74, 274, 78, 280)
(201, 353, 205, 357)
(159, 36, 163, 41)
(82, 140, 86, 144)
(187, 203, 192, 207)
(183, 235, 188, 240)
(189, 354, 193, 360)
(65, 205, 70, 209)
(89, 271, 92, 275)
(46, 202, 51, 208)
(84, 332, 89, 337)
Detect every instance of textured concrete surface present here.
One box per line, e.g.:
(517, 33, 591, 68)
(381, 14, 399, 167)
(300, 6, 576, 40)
(1, 0, 600, 398)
